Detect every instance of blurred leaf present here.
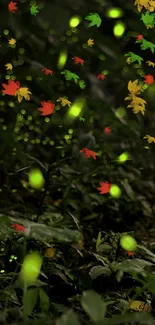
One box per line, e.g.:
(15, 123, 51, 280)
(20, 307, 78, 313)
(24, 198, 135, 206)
(120, 180, 135, 200)
(81, 290, 106, 322)
(89, 266, 111, 280)
(117, 259, 154, 274)
(39, 288, 49, 312)
(23, 288, 38, 318)
(56, 309, 79, 325)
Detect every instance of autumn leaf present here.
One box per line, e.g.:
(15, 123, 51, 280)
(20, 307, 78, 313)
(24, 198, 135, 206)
(146, 60, 155, 67)
(87, 39, 94, 46)
(72, 57, 84, 65)
(12, 223, 26, 232)
(42, 68, 53, 76)
(97, 181, 111, 194)
(104, 126, 111, 134)
(144, 74, 154, 85)
(61, 70, 80, 83)
(15, 87, 32, 103)
(2, 80, 20, 96)
(127, 80, 142, 95)
(8, 1, 18, 12)
(5, 63, 13, 70)
(8, 38, 16, 45)
(97, 74, 106, 80)
(38, 101, 55, 116)
(85, 13, 102, 28)
(80, 148, 97, 160)
(57, 97, 71, 107)
(136, 34, 143, 40)
(143, 134, 155, 143)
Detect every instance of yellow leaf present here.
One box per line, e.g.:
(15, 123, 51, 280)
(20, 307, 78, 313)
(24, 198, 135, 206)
(87, 39, 94, 47)
(146, 60, 155, 67)
(143, 134, 155, 143)
(15, 87, 32, 103)
(129, 300, 152, 312)
(44, 247, 55, 258)
(57, 97, 71, 107)
(127, 80, 142, 95)
(8, 38, 16, 45)
(5, 63, 13, 70)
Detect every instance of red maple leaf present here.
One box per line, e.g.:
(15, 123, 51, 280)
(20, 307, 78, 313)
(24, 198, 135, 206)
(42, 68, 53, 76)
(144, 74, 154, 85)
(104, 126, 111, 134)
(136, 34, 143, 41)
(8, 1, 18, 12)
(72, 56, 84, 65)
(97, 74, 106, 80)
(38, 101, 55, 116)
(12, 223, 25, 232)
(80, 148, 97, 160)
(126, 250, 134, 257)
(2, 80, 20, 96)
(97, 181, 111, 194)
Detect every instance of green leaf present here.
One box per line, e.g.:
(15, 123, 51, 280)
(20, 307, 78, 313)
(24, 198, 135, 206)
(89, 266, 111, 280)
(81, 290, 106, 322)
(56, 309, 79, 325)
(141, 11, 155, 27)
(140, 39, 155, 54)
(23, 288, 38, 318)
(117, 259, 153, 274)
(79, 80, 86, 89)
(120, 180, 134, 200)
(61, 70, 80, 83)
(85, 13, 102, 28)
(39, 288, 49, 312)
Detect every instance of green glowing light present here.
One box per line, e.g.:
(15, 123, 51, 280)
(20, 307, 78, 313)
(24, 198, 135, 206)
(120, 235, 137, 251)
(69, 16, 81, 28)
(19, 251, 43, 286)
(110, 184, 121, 198)
(113, 21, 125, 37)
(117, 152, 129, 163)
(115, 107, 126, 118)
(4, 29, 9, 35)
(68, 98, 85, 118)
(57, 49, 68, 70)
(106, 8, 123, 18)
(29, 168, 45, 190)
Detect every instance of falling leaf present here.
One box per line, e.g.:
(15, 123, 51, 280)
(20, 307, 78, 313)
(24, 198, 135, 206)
(80, 148, 97, 160)
(42, 68, 53, 76)
(12, 223, 26, 232)
(8, 38, 16, 45)
(2, 80, 20, 96)
(139, 38, 155, 53)
(44, 247, 55, 258)
(15, 87, 32, 103)
(141, 11, 155, 28)
(127, 80, 142, 95)
(38, 101, 55, 116)
(144, 74, 154, 85)
(61, 70, 80, 83)
(8, 1, 18, 12)
(136, 34, 143, 40)
(57, 97, 72, 107)
(85, 13, 102, 28)
(72, 56, 84, 65)
(143, 135, 155, 143)
(125, 52, 143, 65)
(79, 117, 85, 122)
(5, 63, 13, 70)
(30, 4, 39, 16)
(87, 39, 94, 46)
(97, 74, 106, 80)
(146, 60, 155, 67)
(97, 181, 111, 194)
(79, 80, 86, 89)
(104, 126, 111, 134)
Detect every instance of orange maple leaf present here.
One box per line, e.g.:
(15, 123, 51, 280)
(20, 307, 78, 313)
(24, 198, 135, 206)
(144, 74, 154, 85)
(37, 101, 55, 116)
(136, 34, 143, 41)
(126, 250, 134, 257)
(104, 126, 111, 134)
(97, 74, 106, 80)
(12, 223, 25, 232)
(2, 80, 20, 96)
(80, 148, 97, 160)
(42, 68, 53, 76)
(72, 56, 84, 65)
(97, 181, 111, 194)
(8, 1, 18, 12)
